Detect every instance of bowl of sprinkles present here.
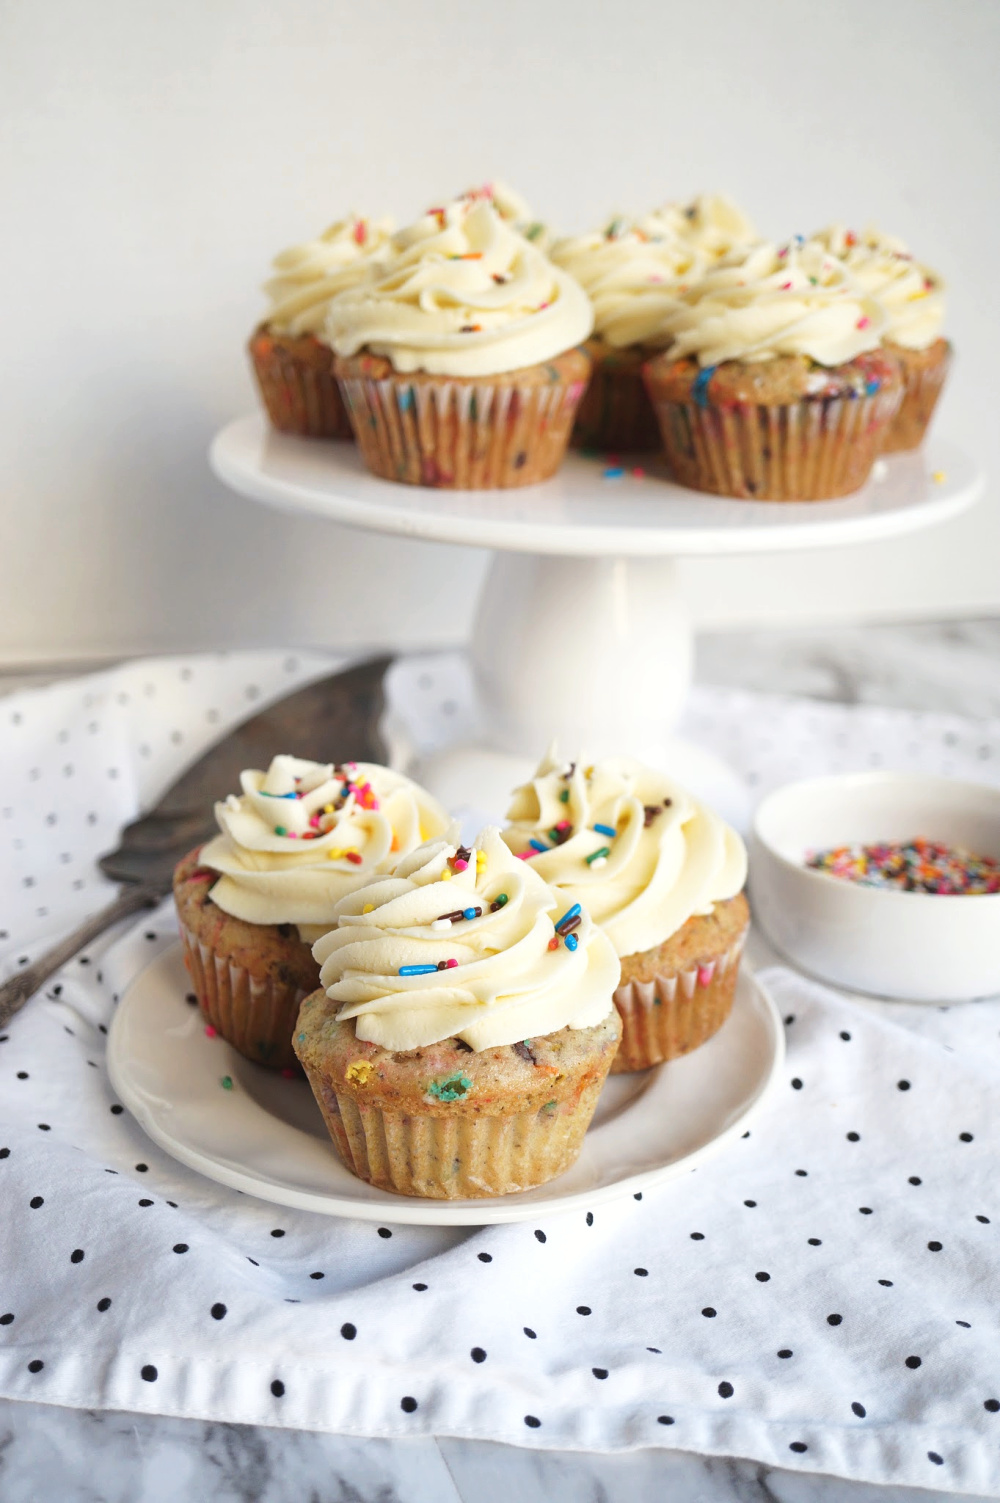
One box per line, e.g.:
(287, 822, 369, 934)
(749, 772, 1000, 1001)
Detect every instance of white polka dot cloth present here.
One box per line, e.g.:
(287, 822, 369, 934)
(2, 649, 1000, 1495)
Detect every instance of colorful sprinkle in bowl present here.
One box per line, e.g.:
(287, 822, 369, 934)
(749, 772, 1000, 1002)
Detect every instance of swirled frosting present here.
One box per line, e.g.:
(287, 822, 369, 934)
(325, 198, 593, 376)
(460, 180, 551, 249)
(814, 224, 945, 351)
(645, 194, 758, 261)
(198, 756, 453, 940)
(551, 216, 704, 349)
(662, 238, 887, 367)
(501, 752, 747, 957)
(312, 827, 619, 1052)
(263, 216, 394, 337)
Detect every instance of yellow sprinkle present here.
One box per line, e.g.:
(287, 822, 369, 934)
(441, 868, 452, 880)
(323, 804, 335, 814)
(346, 1059, 375, 1086)
(932, 470, 946, 483)
(327, 848, 346, 860)
(363, 903, 374, 913)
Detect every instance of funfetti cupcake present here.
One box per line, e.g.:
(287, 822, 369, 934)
(501, 753, 748, 1074)
(643, 238, 904, 500)
(550, 214, 705, 451)
(815, 224, 950, 452)
(249, 214, 393, 438)
(296, 829, 621, 1198)
(326, 197, 593, 488)
(174, 756, 452, 1070)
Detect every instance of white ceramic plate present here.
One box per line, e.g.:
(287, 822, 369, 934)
(108, 944, 784, 1227)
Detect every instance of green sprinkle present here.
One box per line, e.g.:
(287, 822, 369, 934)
(297, 1033, 306, 1042)
(274, 826, 287, 836)
(221, 1076, 233, 1091)
(559, 789, 570, 803)
(524, 222, 544, 241)
(585, 846, 611, 865)
(542, 1100, 558, 1114)
(428, 1072, 472, 1102)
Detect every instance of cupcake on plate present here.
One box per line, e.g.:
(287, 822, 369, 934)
(326, 196, 594, 488)
(550, 194, 757, 452)
(174, 755, 452, 1070)
(814, 224, 950, 452)
(501, 752, 748, 1073)
(296, 828, 621, 1198)
(643, 237, 903, 499)
(249, 213, 393, 438)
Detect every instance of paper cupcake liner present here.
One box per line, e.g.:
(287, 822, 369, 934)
(301, 1062, 610, 1199)
(179, 921, 308, 1071)
(611, 934, 747, 1073)
(571, 344, 663, 452)
(881, 347, 952, 453)
(646, 386, 902, 500)
(248, 328, 354, 439)
(335, 357, 590, 489)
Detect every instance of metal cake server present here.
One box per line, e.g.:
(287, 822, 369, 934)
(0, 655, 391, 1030)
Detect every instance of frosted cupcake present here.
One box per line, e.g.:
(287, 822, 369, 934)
(460, 180, 552, 251)
(643, 238, 903, 499)
(501, 753, 748, 1073)
(815, 224, 950, 452)
(326, 197, 593, 487)
(174, 756, 451, 1070)
(296, 829, 621, 1197)
(249, 214, 393, 438)
(644, 193, 757, 261)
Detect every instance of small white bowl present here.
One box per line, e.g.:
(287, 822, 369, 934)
(749, 772, 1000, 1002)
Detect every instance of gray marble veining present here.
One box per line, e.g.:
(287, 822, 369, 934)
(1, 617, 998, 1503)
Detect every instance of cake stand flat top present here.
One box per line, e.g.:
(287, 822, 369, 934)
(211, 414, 982, 558)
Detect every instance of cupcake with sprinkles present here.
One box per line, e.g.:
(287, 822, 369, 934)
(814, 224, 950, 452)
(644, 193, 758, 263)
(643, 237, 903, 499)
(249, 212, 393, 438)
(174, 755, 451, 1070)
(296, 828, 621, 1197)
(501, 753, 748, 1073)
(326, 195, 593, 487)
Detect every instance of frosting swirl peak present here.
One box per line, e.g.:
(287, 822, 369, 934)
(313, 828, 618, 1051)
(551, 216, 704, 350)
(263, 215, 394, 337)
(325, 199, 593, 376)
(813, 224, 945, 351)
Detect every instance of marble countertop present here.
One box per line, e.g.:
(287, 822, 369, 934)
(1, 617, 998, 1503)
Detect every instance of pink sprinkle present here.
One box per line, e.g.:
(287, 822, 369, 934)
(697, 964, 715, 987)
(309, 815, 320, 829)
(280, 1067, 296, 1079)
(204, 1024, 217, 1038)
(446, 958, 458, 969)
(453, 858, 469, 872)
(188, 871, 214, 883)
(516, 850, 534, 860)
(631, 466, 646, 479)
(555, 820, 572, 832)
(777, 247, 788, 258)
(780, 281, 792, 291)
(857, 316, 871, 330)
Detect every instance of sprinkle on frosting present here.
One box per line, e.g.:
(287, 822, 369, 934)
(813, 224, 946, 351)
(263, 215, 394, 337)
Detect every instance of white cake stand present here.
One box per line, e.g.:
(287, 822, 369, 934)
(210, 414, 983, 826)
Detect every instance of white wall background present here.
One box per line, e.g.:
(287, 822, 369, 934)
(2, 0, 998, 665)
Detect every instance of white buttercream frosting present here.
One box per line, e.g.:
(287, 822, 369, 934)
(662, 238, 887, 367)
(312, 828, 619, 1052)
(645, 193, 758, 261)
(501, 752, 747, 958)
(198, 756, 453, 940)
(813, 224, 945, 351)
(325, 198, 593, 376)
(263, 215, 394, 338)
(551, 216, 704, 349)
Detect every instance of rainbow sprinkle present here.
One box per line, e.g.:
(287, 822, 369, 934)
(806, 838, 1000, 895)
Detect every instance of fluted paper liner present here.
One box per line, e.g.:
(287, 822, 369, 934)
(645, 383, 902, 500)
(179, 921, 307, 1071)
(248, 328, 354, 439)
(572, 342, 662, 452)
(335, 351, 590, 489)
(881, 345, 952, 453)
(611, 934, 747, 1074)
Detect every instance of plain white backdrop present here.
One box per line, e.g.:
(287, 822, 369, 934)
(2, 0, 998, 664)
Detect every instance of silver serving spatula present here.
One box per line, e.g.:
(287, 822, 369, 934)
(0, 655, 392, 1029)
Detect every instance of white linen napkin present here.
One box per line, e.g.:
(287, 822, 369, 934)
(1, 649, 999, 1497)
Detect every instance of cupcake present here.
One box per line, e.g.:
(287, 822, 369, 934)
(501, 753, 748, 1073)
(551, 194, 757, 452)
(249, 214, 393, 438)
(296, 829, 621, 1197)
(174, 756, 451, 1070)
(461, 180, 552, 251)
(815, 224, 950, 452)
(643, 238, 904, 499)
(326, 196, 594, 488)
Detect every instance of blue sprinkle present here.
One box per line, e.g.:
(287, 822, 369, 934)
(398, 387, 414, 411)
(555, 903, 582, 931)
(565, 933, 580, 952)
(260, 791, 297, 799)
(593, 823, 617, 838)
(865, 378, 881, 395)
(399, 964, 438, 977)
(603, 466, 625, 479)
(529, 838, 549, 853)
(692, 365, 718, 409)
(463, 907, 477, 921)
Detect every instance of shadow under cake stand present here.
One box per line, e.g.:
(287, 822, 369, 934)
(210, 415, 983, 827)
